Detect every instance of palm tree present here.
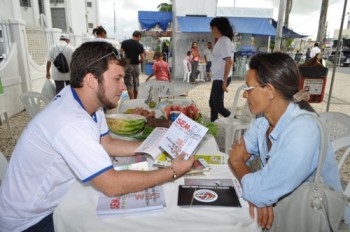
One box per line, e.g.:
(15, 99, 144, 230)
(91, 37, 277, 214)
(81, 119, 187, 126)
(316, 0, 329, 48)
(157, 2, 172, 12)
(284, 0, 292, 28)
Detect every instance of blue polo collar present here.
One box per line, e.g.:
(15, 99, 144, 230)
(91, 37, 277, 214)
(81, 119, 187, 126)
(71, 87, 97, 123)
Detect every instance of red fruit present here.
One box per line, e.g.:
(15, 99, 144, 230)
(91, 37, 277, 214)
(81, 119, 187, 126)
(164, 107, 171, 119)
(192, 107, 199, 120)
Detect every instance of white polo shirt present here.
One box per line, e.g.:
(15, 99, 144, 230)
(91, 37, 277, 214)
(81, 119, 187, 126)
(0, 86, 113, 232)
(211, 36, 234, 81)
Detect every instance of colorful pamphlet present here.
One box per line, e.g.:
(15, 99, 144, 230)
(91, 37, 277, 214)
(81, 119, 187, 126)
(97, 186, 166, 216)
(159, 113, 208, 160)
(177, 185, 241, 208)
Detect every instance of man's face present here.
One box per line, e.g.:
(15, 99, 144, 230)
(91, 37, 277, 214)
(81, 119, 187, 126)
(207, 43, 212, 49)
(97, 61, 126, 110)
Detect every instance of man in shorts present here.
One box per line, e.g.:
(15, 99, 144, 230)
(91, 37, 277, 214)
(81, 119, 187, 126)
(120, 31, 145, 99)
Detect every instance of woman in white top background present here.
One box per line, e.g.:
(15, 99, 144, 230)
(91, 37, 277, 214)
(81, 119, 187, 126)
(208, 17, 234, 122)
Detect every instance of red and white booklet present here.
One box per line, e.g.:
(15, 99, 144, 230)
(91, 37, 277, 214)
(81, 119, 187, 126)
(159, 113, 208, 160)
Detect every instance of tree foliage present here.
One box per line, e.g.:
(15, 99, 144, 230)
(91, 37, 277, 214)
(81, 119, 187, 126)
(157, 3, 172, 12)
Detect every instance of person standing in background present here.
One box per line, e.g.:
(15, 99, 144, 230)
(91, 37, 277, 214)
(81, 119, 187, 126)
(184, 51, 192, 63)
(294, 50, 302, 64)
(305, 48, 311, 61)
(204, 41, 213, 81)
(208, 17, 234, 122)
(145, 52, 170, 82)
(161, 41, 169, 62)
(120, 31, 145, 99)
(310, 42, 321, 58)
(46, 33, 75, 94)
(92, 26, 107, 41)
(190, 41, 200, 84)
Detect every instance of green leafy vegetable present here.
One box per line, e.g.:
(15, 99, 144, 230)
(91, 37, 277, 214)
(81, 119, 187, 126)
(133, 126, 155, 141)
(200, 121, 218, 137)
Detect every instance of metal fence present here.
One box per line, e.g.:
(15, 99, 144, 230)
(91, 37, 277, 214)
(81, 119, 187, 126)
(26, 26, 49, 65)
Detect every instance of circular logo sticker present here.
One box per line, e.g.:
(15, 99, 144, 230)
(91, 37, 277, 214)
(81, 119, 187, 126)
(193, 189, 218, 203)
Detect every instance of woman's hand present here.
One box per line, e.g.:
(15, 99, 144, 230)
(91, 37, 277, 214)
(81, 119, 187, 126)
(228, 137, 251, 181)
(249, 202, 274, 230)
(229, 137, 250, 163)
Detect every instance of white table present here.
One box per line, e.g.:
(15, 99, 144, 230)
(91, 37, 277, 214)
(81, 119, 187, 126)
(53, 135, 260, 232)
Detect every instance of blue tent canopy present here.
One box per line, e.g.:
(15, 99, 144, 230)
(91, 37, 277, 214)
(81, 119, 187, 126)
(177, 16, 276, 36)
(138, 11, 172, 31)
(271, 19, 306, 38)
(137, 11, 305, 38)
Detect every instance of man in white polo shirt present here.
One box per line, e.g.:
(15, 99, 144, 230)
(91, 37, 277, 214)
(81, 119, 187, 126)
(310, 42, 321, 58)
(0, 41, 194, 232)
(46, 33, 75, 94)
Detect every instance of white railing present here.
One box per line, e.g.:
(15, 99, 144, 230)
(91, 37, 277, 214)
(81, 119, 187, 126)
(0, 17, 12, 66)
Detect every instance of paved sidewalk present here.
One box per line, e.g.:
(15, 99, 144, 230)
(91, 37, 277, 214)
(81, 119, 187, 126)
(150, 69, 350, 118)
(1, 70, 349, 159)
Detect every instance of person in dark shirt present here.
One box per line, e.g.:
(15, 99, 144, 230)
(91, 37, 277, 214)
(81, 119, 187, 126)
(120, 31, 145, 99)
(294, 50, 302, 64)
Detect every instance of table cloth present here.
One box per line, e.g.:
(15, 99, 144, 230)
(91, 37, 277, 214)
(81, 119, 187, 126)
(54, 135, 260, 232)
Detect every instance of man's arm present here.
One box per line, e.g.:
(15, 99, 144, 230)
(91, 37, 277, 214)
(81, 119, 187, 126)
(139, 52, 145, 64)
(119, 47, 125, 59)
(46, 61, 51, 79)
(100, 133, 141, 157)
(91, 154, 194, 197)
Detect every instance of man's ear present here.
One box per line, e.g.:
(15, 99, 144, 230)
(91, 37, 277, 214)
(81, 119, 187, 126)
(85, 73, 97, 89)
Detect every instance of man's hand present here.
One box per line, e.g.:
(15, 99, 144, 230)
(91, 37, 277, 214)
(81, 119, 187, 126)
(171, 154, 195, 178)
(222, 80, 228, 93)
(249, 202, 274, 230)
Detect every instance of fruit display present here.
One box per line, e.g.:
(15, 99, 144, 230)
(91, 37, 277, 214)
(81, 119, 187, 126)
(105, 114, 146, 135)
(124, 107, 156, 119)
(163, 103, 201, 122)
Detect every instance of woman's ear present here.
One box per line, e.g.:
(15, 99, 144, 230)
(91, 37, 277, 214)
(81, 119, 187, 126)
(265, 83, 275, 100)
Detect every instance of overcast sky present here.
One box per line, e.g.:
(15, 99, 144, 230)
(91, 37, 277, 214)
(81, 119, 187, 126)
(99, 0, 349, 41)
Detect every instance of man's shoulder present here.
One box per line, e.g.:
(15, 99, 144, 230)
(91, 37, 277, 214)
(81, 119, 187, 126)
(121, 39, 133, 45)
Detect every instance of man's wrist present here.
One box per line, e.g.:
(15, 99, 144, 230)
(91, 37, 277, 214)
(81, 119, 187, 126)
(169, 165, 177, 179)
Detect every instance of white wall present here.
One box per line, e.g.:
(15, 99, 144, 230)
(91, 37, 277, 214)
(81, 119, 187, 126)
(172, 0, 217, 79)
(0, 0, 18, 18)
(68, 0, 87, 34)
(0, 44, 25, 117)
(176, 0, 217, 17)
(20, 6, 36, 26)
(173, 33, 213, 79)
(217, 7, 273, 18)
(333, 29, 350, 39)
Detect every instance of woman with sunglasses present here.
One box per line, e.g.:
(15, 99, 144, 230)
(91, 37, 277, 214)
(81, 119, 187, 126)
(208, 17, 234, 122)
(229, 52, 346, 229)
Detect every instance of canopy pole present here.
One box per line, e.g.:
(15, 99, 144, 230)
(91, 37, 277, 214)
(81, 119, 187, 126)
(326, 0, 348, 112)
